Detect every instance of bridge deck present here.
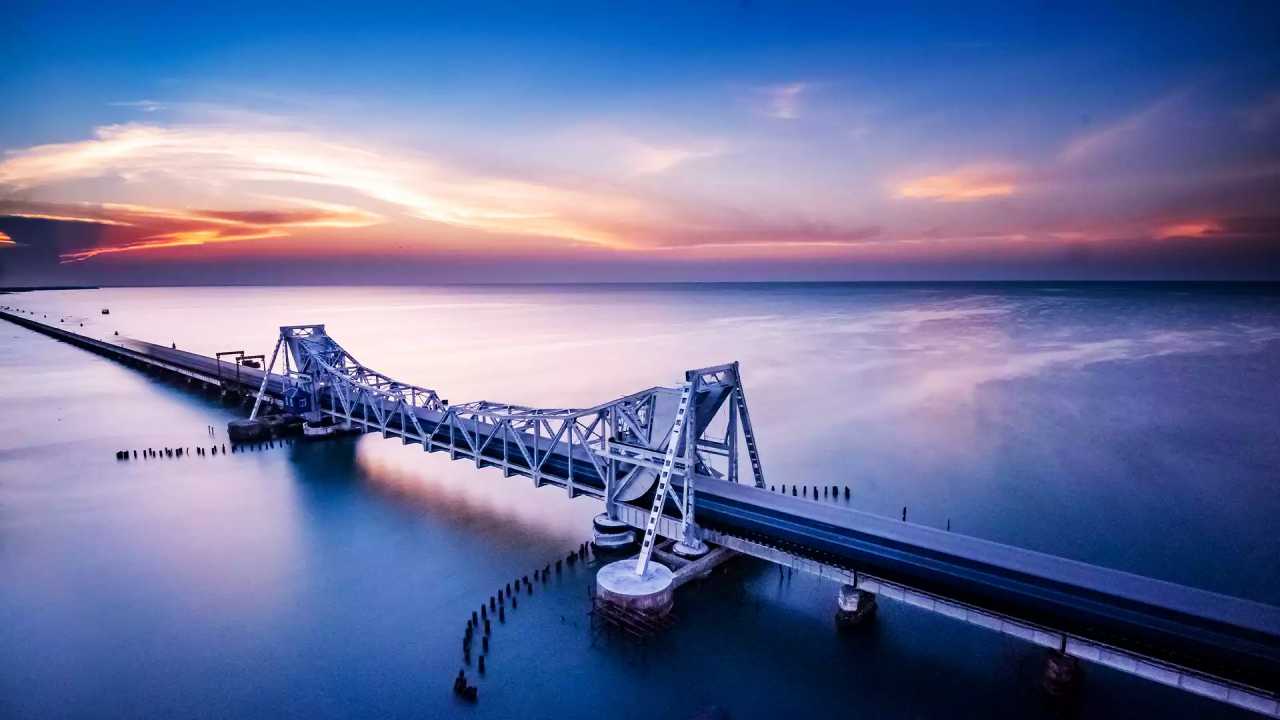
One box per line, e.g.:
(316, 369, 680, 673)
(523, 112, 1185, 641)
(697, 481, 1280, 689)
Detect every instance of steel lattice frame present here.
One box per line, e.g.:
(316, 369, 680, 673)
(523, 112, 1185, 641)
(252, 324, 766, 546)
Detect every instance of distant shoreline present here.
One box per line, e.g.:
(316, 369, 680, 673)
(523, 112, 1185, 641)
(0, 281, 1278, 291)
(0, 285, 99, 293)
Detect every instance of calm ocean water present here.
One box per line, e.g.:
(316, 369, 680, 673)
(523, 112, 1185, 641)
(2, 283, 1278, 719)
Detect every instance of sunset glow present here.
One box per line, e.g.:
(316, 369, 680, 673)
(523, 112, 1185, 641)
(894, 166, 1018, 203)
(2, 3, 1277, 282)
(1155, 221, 1223, 240)
(4, 9, 1280, 720)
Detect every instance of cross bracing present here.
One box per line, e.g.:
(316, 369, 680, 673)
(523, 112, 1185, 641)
(259, 325, 767, 548)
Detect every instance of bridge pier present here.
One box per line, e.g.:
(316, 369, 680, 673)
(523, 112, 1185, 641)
(672, 537, 709, 559)
(835, 583, 877, 629)
(591, 513, 637, 554)
(227, 418, 269, 443)
(1041, 649, 1081, 698)
(595, 560, 675, 617)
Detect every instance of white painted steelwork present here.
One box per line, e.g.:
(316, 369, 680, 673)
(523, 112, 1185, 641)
(264, 325, 765, 525)
(635, 381, 693, 575)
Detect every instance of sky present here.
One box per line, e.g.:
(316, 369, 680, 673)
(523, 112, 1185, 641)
(1, 1, 1278, 285)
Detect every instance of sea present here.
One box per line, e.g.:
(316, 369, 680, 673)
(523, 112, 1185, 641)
(1, 283, 1277, 719)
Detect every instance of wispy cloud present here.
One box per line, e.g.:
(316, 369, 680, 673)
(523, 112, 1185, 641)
(0, 230, 15, 247)
(645, 222, 883, 251)
(0, 198, 383, 262)
(0, 210, 134, 226)
(60, 228, 288, 262)
(109, 100, 167, 113)
(758, 82, 810, 120)
(1057, 93, 1185, 164)
(894, 164, 1018, 202)
(1, 119, 890, 261)
(552, 126, 725, 176)
(625, 141, 721, 175)
(92, 204, 375, 261)
(1154, 219, 1221, 240)
(0, 122, 652, 253)
(1151, 216, 1280, 241)
(98, 202, 382, 230)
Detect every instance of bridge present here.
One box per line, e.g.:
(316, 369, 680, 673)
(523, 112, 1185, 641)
(3, 307, 1279, 717)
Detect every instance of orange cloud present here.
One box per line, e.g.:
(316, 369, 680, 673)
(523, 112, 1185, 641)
(1155, 220, 1222, 239)
(0, 200, 385, 262)
(60, 228, 289, 262)
(98, 202, 382, 230)
(0, 123, 649, 251)
(895, 165, 1017, 202)
(0, 211, 133, 226)
(2, 117, 1037, 263)
(0, 230, 14, 246)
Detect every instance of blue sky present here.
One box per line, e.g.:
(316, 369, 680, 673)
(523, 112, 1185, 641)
(2, 2, 1278, 283)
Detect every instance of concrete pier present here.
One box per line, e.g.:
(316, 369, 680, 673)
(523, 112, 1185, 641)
(591, 513, 636, 553)
(835, 583, 877, 628)
(596, 560, 675, 616)
(672, 537, 710, 559)
(594, 537, 736, 625)
(227, 418, 268, 442)
(1042, 650, 1082, 697)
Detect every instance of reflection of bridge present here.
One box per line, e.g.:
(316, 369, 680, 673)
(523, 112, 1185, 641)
(3, 309, 1279, 718)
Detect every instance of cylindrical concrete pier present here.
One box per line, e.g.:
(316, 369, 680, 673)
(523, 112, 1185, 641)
(591, 513, 637, 553)
(595, 560, 674, 616)
(672, 537, 709, 559)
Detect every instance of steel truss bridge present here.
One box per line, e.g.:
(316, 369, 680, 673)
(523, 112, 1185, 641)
(254, 324, 766, 564)
(3, 310, 1279, 718)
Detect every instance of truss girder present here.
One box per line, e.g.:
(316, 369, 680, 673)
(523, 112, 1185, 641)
(271, 325, 766, 538)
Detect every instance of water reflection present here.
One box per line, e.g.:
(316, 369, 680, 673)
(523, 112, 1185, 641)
(353, 436, 599, 548)
(3, 283, 1277, 719)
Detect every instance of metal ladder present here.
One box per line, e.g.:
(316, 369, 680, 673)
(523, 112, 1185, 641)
(634, 381, 693, 575)
(734, 383, 766, 488)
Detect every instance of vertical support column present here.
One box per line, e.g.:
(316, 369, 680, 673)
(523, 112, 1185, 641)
(307, 372, 321, 423)
(634, 381, 694, 576)
(532, 421, 542, 487)
(604, 455, 617, 518)
(674, 377, 707, 558)
(604, 407, 619, 520)
(566, 419, 575, 498)
(726, 394, 739, 485)
(732, 362, 766, 489)
(593, 406, 638, 554)
(678, 375, 699, 527)
(249, 335, 283, 421)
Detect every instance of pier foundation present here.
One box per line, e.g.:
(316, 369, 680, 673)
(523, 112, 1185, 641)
(595, 560, 674, 617)
(227, 418, 268, 443)
(591, 513, 637, 554)
(672, 537, 709, 559)
(835, 584, 877, 628)
(1041, 649, 1081, 698)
